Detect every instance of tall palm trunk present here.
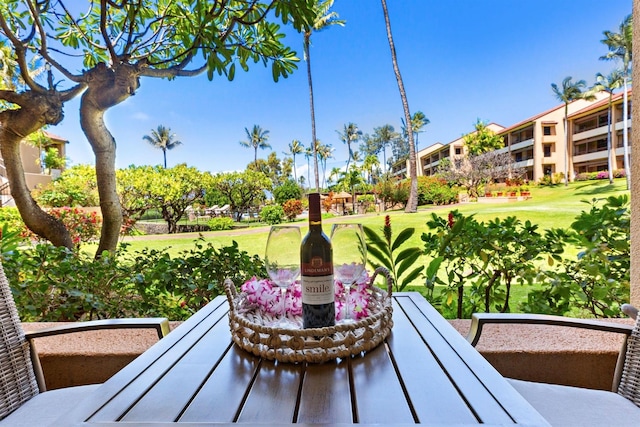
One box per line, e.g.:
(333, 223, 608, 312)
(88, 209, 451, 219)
(381, 0, 417, 212)
(622, 77, 630, 189)
(304, 34, 320, 192)
(606, 93, 614, 184)
(563, 104, 569, 186)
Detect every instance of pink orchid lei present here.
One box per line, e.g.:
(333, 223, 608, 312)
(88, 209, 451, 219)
(240, 271, 372, 321)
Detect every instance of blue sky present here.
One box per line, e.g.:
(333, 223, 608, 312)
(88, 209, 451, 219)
(50, 0, 632, 181)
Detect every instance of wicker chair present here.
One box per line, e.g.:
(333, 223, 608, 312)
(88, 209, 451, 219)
(0, 259, 170, 426)
(467, 304, 640, 426)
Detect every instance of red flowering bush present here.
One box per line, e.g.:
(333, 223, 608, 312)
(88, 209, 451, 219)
(47, 207, 101, 249)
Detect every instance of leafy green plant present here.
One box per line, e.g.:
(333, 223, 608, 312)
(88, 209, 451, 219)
(363, 215, 423, 292)
(525, 196, 630, 317)
(260, 204, 285, 224)
(1, 223, 22, 256)
(207, 217, 234, 231)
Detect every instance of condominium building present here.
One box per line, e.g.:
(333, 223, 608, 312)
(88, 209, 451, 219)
(398, 90, 630, 184)
(0, 130, 68, 207)
(569, 90, 632, 175)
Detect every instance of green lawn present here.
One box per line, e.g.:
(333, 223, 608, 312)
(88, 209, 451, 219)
(123, 178, 628, 254)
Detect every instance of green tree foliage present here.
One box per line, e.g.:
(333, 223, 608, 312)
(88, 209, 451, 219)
(0, 0, 315, 255)
(150, 165, 210, 233)
(463, 119, 504, 156)
(212, 170, 271, 221)
(34, 164, 99, 207)
(272, 179, 303, 205)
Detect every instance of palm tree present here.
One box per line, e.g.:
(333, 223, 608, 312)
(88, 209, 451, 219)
(240, 125, 271, 166)
(401, 111, 429, 153)
(592, 70, 624, 184)
(381, 0, 417, 213)
(316, 142, 334, 189)
(337, 165, 366, 213)
(337, 122, 362, 171)
(304, 146, 314, 188)
(329, 166, 342, 187)
(304, 0, 345, 192)
(551, 77, 593, 186)
(363, 154, 381, 184)
(285, 139, 305, 183)
(372, 124, 400, 173)
(142, 125, 183, 168)
(601, 14, 632, 189)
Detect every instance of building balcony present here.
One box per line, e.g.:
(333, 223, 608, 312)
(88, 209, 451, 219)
(573, 125, 608, 141)
(573, 150, 608, 163)
(514, 158, 535, 169)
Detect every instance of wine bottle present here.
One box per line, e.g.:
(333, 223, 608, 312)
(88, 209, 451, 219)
(300, 193, 335, 328)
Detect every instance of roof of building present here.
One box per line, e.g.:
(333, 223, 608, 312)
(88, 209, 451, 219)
(568, 89, 632, 119)
(43, 130, 68, 143)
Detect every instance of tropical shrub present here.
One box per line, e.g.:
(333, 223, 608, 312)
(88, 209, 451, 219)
(417, 176, 458, 206)
(260, 204, 285, 224)
(282, 199, 303, 221)
(3, 239, 267, 321)
(207, 217, 234, 231)
(524, 196, 630, 318)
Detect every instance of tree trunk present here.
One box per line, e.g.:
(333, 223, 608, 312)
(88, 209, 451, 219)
(607, 94, 614, 184)
(622, 78, 630, 189)
(304, 34, 321, 192)
(0, 91, 73, 249)
(380, 0, 417, 212)
(80, 63, 140, 256)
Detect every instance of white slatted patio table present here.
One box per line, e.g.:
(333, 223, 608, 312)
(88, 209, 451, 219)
(55, 292, 549, 426)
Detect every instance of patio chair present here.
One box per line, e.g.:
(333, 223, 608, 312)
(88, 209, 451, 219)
(0, 259, 170, 426)
(467, 304, 640, 426)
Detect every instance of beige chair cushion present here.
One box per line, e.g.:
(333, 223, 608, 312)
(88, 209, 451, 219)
(0, 384, 99, 426)
(509, 378, 640, 427)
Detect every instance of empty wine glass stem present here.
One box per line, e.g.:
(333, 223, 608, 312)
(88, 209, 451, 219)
(280, 287, 287, 320)
(345, 283, 351, 320)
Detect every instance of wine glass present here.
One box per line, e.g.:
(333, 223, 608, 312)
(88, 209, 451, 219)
(330, 223, 367, 322)
(265, 225, 301, 328)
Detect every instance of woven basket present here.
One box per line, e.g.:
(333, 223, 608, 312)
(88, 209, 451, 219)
(224, 267, 394, 363)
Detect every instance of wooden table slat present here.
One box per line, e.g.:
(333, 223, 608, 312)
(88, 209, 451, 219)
(297, 360, 353, 424)
(237, 359, 302, 423)
(350, 342, 416, 424)
(179, 345, 260, 422)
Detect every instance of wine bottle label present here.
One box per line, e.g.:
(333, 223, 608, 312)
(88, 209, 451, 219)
(301, 274, 334, 304)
